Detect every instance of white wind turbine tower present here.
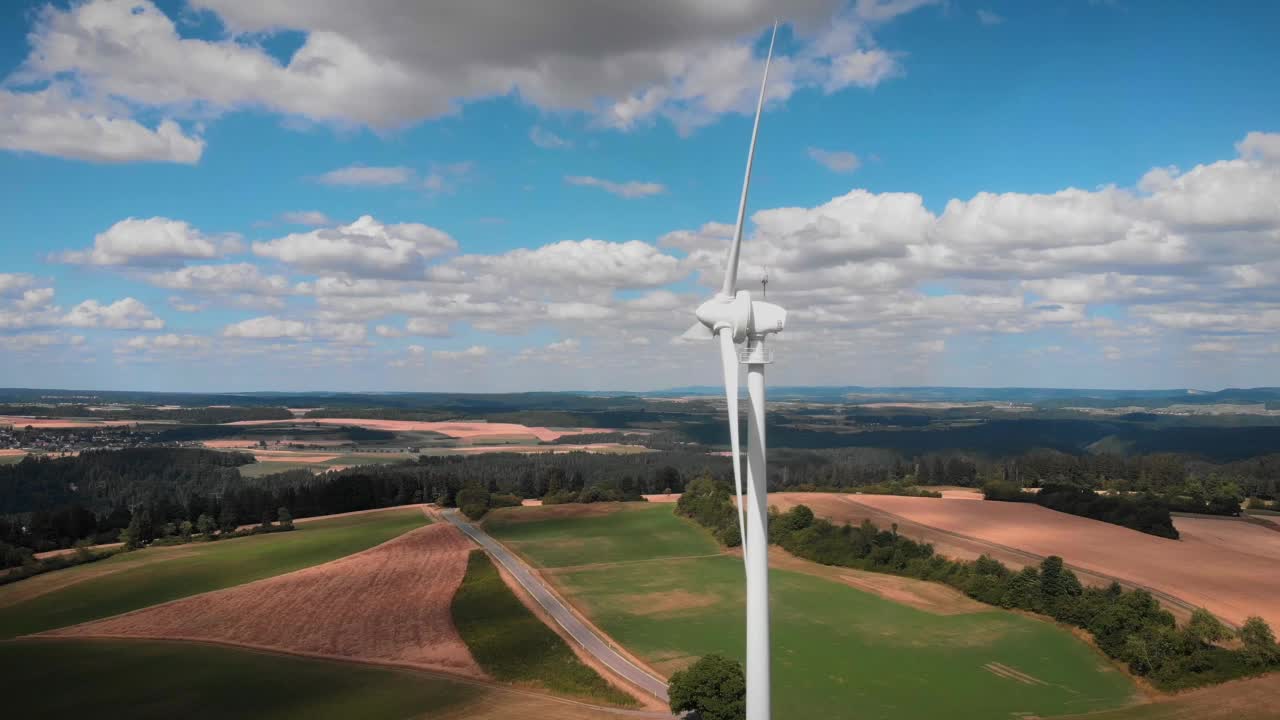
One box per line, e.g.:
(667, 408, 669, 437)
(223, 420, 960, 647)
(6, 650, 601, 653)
(682, 21, 785, 720)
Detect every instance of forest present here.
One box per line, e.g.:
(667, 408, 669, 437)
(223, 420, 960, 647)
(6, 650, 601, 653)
(2, 442, 1276, 555)
(982, 482, 1181, 539)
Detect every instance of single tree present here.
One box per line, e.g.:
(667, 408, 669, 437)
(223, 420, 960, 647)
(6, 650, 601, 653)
(218, 505, 239, 533)
(196, 513, 216, 536)
(1240, 616, 1280, 667)
(278, 507, 294, 529)
(668, 653, 746, 720)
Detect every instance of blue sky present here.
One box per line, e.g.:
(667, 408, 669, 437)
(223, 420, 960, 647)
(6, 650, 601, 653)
(1, 0, 1278, 392)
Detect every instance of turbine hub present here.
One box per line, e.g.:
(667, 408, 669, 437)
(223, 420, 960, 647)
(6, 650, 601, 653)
(695, 291, 752, 343)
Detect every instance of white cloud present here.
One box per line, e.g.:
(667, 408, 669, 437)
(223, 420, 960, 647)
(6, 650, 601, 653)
(147, 263, 291, 295)
(118, 333, 211, 353)
(253, 215, 457, 278)
(547, 302, 616, 320)
(1237, 132, 1280, 164)
(406, 317, 451, 337)
(433, 345, 489, 361)
(374, 324, 404, 338)
(530, 126, 571, 149)
(808, 147, 861, 173)
(62, 298, 165, 329)
(280, 210, 333, 226)
(7, 0, 932, 147)
(315, 165, 414, 186)
(59, 217, 241, 267)
(977, 9, 1004, 25)
(221, 315, 365, 344)
(565, 175, 666, 198)
(0, 86, 203, 164)
(223, 316, 309, 339)
(0, 274, 37, 296)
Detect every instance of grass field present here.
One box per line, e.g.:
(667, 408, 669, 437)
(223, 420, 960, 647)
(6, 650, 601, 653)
(485, 503, 720, 567)
(238, 453, 414, 477)
(1060, 672, 1280, 720)
(491, 503, 1139, 719)
(0, 639, 627, 720)
(0, 508, 427, 638)
(451, 550, 635, 706)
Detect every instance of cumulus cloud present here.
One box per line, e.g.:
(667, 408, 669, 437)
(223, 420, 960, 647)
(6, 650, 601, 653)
(58, 218, 241, 267)
(1, 0, 931, 153)
(253, 215, 457, 278)
(222, 315, 365, 344)
(0, 86, 203, 164)
(808, 147, 861, 173)
(62, 298, 165, 329)
(565, 175, 666, 198)
(0, 273, 37, 296)
(222, 315, 309, 339)
(118, 333, 211, 354)
(147, 263, 291, 295)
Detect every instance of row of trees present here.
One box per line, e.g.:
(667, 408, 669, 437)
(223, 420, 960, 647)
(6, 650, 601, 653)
(983, 482, 1181, 538)
(677, 477, 1280, 691)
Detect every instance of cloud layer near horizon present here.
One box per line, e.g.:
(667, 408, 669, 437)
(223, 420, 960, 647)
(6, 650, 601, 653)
(4, 130, 1278, 390)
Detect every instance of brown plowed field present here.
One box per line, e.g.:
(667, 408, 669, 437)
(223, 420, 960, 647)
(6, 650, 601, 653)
(773, 493, 1280, 629)
(43, 521, 483, 678)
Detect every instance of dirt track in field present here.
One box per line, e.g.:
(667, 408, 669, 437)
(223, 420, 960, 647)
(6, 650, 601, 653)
(42, 519, 483, 678)
(774, 493, 1280, 629)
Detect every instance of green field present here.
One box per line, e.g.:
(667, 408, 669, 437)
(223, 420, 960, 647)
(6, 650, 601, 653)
(485, 503, 720, 567)
(0, 508, 427, 638)
(1, 639, 480, 719)
(490, 503, 1139, 719)
(238, 453, 415, 477)
(0, 453, 27, 465)
(451, 550, 635, 706)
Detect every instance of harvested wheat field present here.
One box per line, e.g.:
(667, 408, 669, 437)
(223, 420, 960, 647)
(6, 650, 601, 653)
(225, 418, 597, 442)
(43, 521, 483, 678)
(0, 448, 27, 457)
(785, 493, 1280, 629)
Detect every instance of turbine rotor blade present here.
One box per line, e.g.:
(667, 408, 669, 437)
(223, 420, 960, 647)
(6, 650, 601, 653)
(681, 321, 711, 340)
(721, 21, 778, 297)
(719, 328, 748, 559)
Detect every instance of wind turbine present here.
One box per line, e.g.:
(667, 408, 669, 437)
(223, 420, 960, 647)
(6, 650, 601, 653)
(682, 21, 785, 720)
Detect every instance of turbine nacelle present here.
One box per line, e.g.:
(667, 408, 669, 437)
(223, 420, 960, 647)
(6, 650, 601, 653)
(695, 291, 752, 343)
(692, 292, 787, 343)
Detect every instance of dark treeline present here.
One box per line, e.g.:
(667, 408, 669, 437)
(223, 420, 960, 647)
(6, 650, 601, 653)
(984, 482, 1180, 539)
(0, 405, 292, 424)
(677, 478, 1280, 691)
(3, 443, 1275, 554)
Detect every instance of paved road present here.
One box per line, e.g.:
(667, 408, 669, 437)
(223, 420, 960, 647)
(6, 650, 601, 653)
(443, 510, 669, 702)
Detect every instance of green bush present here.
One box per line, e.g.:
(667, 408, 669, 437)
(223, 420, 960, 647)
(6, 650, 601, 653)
(668, 653, 746, 720)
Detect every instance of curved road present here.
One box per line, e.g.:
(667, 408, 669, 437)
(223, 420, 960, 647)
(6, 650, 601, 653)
(442, 510, 670, 702)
